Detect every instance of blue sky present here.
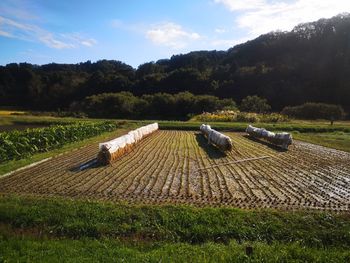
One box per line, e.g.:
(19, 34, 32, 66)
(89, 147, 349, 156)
(1, 0, 350, 68)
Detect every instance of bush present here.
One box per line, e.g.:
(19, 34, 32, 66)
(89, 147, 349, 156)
(259, 113, 289, 123)
(281, 103, 345, 123)
(240, 95, 271, 113)
(192, 111, 236, 122)
(80, 92, 138, 118)
(75, 92, 237, 120)
(27, 111, 87, 118)
(235, 112, 259, 122)
(191, 111, 288, 123)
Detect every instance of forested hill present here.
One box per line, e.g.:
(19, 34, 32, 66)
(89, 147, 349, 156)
(1, 14, 350, 111)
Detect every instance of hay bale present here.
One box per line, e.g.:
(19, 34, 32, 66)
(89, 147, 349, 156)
(246, 125, 292, 149)
(97, 122, 159, 165)
(97, 145, 112, 165)
(200, 124, 233, 151)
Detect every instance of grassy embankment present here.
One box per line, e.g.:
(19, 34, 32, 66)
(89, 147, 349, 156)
(292, 132, 350, 153)
(0, 195, 350, 262)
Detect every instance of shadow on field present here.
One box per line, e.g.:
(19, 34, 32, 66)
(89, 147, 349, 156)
(69, 158, 101, 172)
(195, 133, 227, 159)
(243, 135, 287, 152)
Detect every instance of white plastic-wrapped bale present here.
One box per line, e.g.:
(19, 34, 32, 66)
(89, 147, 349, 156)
(97, 122, 159, 165)
(200, 124, 233, 151)
(246, 125, 292, 150)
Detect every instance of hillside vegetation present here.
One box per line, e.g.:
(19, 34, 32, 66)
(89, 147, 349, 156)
(1, 14, 349, 114)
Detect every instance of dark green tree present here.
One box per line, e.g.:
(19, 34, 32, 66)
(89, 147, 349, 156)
(281, 103, 345, 124)
(240, 95, 271, 113)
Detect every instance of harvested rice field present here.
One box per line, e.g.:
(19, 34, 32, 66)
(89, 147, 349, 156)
(1, 130, 350, 211)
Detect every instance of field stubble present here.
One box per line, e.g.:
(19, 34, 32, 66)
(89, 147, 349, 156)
(0, 130, 349, 211)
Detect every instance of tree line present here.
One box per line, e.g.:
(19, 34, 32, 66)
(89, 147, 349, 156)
(72, 91, 236, 119)
(281, 103, 345, 124)
(71, 92, 345, 122)
(0, 14, 349, 116)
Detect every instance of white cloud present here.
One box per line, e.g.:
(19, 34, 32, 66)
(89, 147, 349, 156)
(81, 39, 97, 47)
(60, 33, 98, 47)
(0, 0, 40, 21)
(214, 0, 266, 11)
(146, 22, 200, 49)
(0, 29, 13, 37)
(215, 28, 227, 33)
(215, 0, 350, 37)
(0, 15, 97, 49)
(39, 34, 74, 49)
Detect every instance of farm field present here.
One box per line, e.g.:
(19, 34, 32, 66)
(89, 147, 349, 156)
(0, 114, 73, 132)
(1, 130, 349, 211)
(0, 123, 50, 132)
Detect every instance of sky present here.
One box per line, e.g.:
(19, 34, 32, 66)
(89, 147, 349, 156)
(1, 0, 350, 68)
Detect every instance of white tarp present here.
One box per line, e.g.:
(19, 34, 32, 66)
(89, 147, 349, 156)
(246, 125, 292, 149)
(98, 123, 159, 164)
(200, 124, 233, 151)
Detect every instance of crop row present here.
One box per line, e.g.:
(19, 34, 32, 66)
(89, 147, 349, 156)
(0, 121, 117, 162)
(0, 130, 349, 211)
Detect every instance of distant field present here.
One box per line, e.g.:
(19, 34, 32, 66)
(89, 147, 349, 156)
(2, 113, 350, 131)
(0, 114, 108, 132)
(0, 114, 73, 132)
(0, 110, 26, 116)
(1, 130, 349, 211)
(0, 114, 81, 126)
(156, 120, 350, 133)
(0, 123, 50, 132)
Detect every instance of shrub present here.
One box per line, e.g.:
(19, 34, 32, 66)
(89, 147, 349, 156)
(27, 111, 87, 118)
(192, 111, 236, 122)
(240, 95, 271, 113)
(259, 113, 289, 123)
(235, 112, 259, 122)
(75, 92, 237, 120)
(281, 103, 345, 123)
(191, 111, 288, 123)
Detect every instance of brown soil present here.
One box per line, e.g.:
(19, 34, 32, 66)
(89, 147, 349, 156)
(1, 130, 349, 211)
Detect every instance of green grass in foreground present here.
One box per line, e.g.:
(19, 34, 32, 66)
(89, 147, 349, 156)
(293, 131, 350, 152)
(1, 237, 349, 263)
(0, 195, 350, 262)
(1, 195, 350, 246)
